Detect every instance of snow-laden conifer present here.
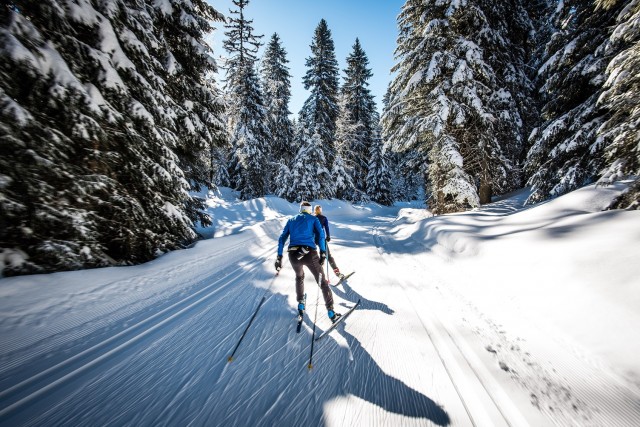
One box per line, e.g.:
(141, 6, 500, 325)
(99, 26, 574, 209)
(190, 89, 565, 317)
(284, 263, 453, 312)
(385, 0, 523, 213)
(525, 0, 618, 204)
(301, 19, 339, 167)
(288, 130, 333, 202)
(223, 0, 271, 199)
(0, 0, 224, 275)
(341, 38, 378, 193)
(333, 95, 359, 200)
(366, 119, 394, 206)
(150, 0, 226, 224)
(261, 33, 295, 172)
(596, 0, 640, 209)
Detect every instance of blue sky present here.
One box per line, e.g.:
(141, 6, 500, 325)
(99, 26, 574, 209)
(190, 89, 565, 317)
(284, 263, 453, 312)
(208, 0, 405, 115)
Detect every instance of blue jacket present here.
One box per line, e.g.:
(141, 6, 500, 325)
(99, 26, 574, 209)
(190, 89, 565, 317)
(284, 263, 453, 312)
(278, 213, 326, 256)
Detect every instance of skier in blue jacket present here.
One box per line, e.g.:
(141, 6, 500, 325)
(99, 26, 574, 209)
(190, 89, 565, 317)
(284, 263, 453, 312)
(276, 201, 341, 323)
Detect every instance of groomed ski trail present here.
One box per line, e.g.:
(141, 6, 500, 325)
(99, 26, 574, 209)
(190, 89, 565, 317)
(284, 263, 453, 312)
(1, 189, 639, 426)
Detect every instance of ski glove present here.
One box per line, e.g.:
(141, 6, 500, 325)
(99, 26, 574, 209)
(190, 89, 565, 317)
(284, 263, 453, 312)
(319, 251, 326, 266)
(275, 255, 282, 271)
(326, 237, 331, 242)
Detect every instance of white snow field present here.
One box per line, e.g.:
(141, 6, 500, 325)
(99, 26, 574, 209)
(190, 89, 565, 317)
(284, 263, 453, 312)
(1, 182, 639, 426)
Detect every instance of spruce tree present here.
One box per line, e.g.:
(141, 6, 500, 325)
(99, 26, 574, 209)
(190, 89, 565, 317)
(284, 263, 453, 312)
(301, 19, 339, 167)
(385, 0, 520, 213)
(333, 95, 358, 200)
(341, 38, 377, 194)
(261, 33, 295, 193)
(381, 83, 423, 201)
(596, 0, 640, 209)
(484, 0, 534, 192)
(382, 3, 431, 204)
(149, 0, 226, 224)
(288, 130, 333, 202)
(524, 0, 618, 204)
(0, 0, 225, 275)
(366, 119, 394, 206)
(223, 0, 271, 199)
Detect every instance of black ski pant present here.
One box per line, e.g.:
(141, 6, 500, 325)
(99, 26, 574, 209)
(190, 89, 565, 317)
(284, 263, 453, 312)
(326, 243, 339, 273)
(288, 249, 334, 311)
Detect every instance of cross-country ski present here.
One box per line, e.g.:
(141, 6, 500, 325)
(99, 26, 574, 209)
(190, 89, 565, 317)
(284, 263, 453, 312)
(315, 299, 361, 341)
(333, 271, 355, 287)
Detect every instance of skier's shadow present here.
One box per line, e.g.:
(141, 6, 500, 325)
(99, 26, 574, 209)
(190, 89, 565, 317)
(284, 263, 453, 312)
(210, 287, 450, 426)
(330, 276, 394, 316)
(312, 321, 450, 425)
(304, 279, 448, 425)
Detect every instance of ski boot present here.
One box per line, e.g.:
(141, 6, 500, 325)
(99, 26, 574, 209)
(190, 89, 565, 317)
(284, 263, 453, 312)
(334, 268, 345, 281)
(298, 300, 305, 317)
(328, 309, 342, 324)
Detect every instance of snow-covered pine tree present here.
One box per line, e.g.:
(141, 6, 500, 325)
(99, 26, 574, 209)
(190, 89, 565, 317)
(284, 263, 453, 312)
(596, 0, 640, 209)
(524, 0, 618, 204)
(0, 0, 225, 275)
(386, 0, 521, 214)
(387, 150, 424, 201)
(381, 83, 423, 201)
(275, 117, 303, 201)
(223, 0, 271, 200)
(149, 0, 226, 225)
(341, 38, 377, 194)
(301, 19, 339, 168)
(366, 118, 394, 206)
(483, 0, 534, 192)
(288, 130, 333, 202)
(382, 1, 430, 197)
(333, 95, 358, 200)
(261, 33, 295, 192)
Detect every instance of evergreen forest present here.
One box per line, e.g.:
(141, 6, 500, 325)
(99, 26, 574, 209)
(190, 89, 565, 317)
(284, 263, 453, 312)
(1, 0, 638, 275)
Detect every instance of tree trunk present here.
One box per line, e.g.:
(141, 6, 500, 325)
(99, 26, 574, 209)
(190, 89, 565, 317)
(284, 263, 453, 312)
(479, 180, 492, 204)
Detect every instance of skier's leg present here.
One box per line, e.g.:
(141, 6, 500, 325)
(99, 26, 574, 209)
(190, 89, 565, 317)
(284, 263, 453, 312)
(326, 244, 340, 274)
(304, 251, 334, 310)
(329, 253, 339, 272)
(289, 252, 305, 302)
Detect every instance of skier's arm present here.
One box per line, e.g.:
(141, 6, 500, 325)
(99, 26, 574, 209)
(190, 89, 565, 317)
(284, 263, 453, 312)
(278, 222, 290, 256)
(324, 217, 331, 241)
(314, 218, 326, 252)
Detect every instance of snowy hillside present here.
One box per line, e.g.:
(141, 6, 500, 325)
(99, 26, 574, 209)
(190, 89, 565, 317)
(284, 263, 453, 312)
(1, 182, 639, 426)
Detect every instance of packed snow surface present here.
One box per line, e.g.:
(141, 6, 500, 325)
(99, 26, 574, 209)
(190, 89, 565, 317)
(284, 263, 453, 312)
(1, 182, 639, 426)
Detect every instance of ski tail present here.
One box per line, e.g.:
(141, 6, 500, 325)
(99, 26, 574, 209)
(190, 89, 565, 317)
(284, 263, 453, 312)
(333, 271, 355, 287)
(315, 299, 361, 341)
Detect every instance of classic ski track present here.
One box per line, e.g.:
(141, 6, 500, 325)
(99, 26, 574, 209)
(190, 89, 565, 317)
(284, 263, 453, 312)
(371, 225, 521, 427)
(0, 236, 260, 365)
(432, 282, 640, 427)
(0, 244, 276, 420)
(401, 228, 640, 427)
(218, 282, 361, 426)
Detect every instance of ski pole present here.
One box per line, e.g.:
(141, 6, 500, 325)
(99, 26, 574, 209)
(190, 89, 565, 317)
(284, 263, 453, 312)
(307, 271, 323, 370)
(326, 242, 330, 283)
(227, 267, 280, 362)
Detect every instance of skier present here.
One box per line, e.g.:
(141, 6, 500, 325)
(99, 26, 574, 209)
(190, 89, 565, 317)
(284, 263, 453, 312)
(314, 205, 345, 281)
(275, 201, 341, 323)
